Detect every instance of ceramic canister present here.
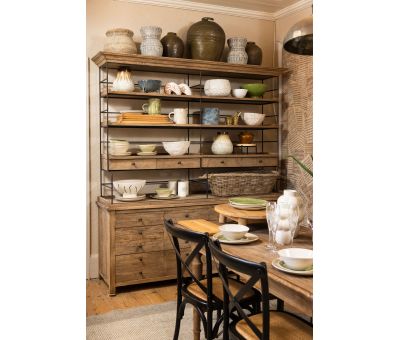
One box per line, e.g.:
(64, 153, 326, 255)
(161, 32, 184, 58)
(227, 37, 248, 64)
(211, 132, 233, 155)
(140, 26, 163, 56)
(178, 181, 189, 197)
(246, 41, 262, 65)
(202, 107, 220, 125)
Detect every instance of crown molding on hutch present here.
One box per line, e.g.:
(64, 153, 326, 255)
(116, 0, 312, 21)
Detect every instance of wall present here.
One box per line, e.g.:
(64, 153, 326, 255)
(275, 6, 313, 219)
(86, 0, 276, 278)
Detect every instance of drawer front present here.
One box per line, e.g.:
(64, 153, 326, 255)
(116, 225, 164, 255)
(103, 158, 157, 170)
(164, 249, 190, 276)
(164, 206, 213, 222)
(202, 157, 241, 168)
(115, 211, 164, 228)
(164, 231, 191, 250)
(242, 157, 278, 167)
(156, 158, 200, 169)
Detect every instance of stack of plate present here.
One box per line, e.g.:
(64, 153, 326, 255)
(229, 197, 267, 210)
(108, 139, 131, 156)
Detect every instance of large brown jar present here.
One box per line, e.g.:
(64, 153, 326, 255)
(246, 42, 263, 65)
(161, 32, 184, 58)
(187, 17, 225, 61)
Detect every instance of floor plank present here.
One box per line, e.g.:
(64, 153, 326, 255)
(86, 279, 177, 316)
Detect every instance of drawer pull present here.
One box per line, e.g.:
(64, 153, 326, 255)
(220, 160, 225, 164)
(258, 160, 263, 163)
(131, 162, 136, 166)
(138, 231, 143, 235)
(185, 214, 189, 218)
(177, 161, 182, 165)
(139, 257, 143, 261)
(138, 245, 143, 249)
(138, 218, 143, 223)
(139, 271, 143, 275)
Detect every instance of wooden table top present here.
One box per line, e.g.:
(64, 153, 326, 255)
(214, 203, 266, 220)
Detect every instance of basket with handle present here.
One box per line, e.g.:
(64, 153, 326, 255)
(207, 171, 279, 197)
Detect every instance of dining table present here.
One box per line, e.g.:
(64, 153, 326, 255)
(177, 218, 313, 340)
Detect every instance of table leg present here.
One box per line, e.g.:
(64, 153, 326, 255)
(219, 213, 226, 223)
(192, 250, 203, 340)
(238, 218, 247, 226)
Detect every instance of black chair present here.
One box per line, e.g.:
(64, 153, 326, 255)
(208, 239, 313, 340)
(164, 219, 261, 340)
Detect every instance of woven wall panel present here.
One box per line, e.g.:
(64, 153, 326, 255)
(282, 50, 313, 218)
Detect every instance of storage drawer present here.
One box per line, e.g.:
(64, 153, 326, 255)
(156, 158, 200, 169)
(115, 211, 164, 228)
(164, 231, 191, 250)
(202, 157, 241, 168)
(164, 206, 214, 222)
(164, 249, 191, 276)
(242, 157, 278, 167)
(115, 225, 164, 255)
(102, 158, 156, 170)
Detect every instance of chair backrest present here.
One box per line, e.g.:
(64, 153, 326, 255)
(208, 239, 270, 340)
(163, 219, 215, 304)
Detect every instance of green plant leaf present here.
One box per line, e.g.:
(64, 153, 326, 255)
(288, 155, 313, 177)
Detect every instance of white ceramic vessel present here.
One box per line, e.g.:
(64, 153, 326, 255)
(112, 69, 135, 92)
(227, 37, 248, 64)
(277, 189, 305, 237)
(232, 88, 248, 98)
(139, 144, 156, 152)
(242, 112, 265, 125)
(113, 179, 146, 198)
(204, 79, 231, 96)
(219, 224, 249, 240)
(162, 141, 190, 156)
(177, 180, 189, 197)
(278, 248, 313, 271)
(140, 26, 163, 56)
(104, 28, 137, 54)
(211, 133, 233, 155)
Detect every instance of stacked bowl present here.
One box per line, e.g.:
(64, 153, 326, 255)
(108, 139, 131, 156)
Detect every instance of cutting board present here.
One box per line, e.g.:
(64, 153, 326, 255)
(177, 219, 220, 235)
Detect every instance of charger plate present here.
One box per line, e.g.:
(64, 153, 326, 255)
(212, 232, 259, 244)
(271, 258, 313, 276)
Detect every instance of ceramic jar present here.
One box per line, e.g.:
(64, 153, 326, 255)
(227, 37, 248, 64)
(277, 189, 305, 237)
(202, 108, 220, 125)
(140, 26, 163, 56)
(246, 42, 262, 65)
(204, 79, 231, 97)
(239, 131, 254, 144)
(211, 132, 233, 155)
(161, 32, 184, 58)
(187, 17, 225, 61)
(104, 28, 137, 54)
(112, 69, 134, 92)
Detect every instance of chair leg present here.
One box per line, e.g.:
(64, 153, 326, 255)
(206, 307, 213, 340)
(173, 300, 187, 340)
(277, 298, 284, 311)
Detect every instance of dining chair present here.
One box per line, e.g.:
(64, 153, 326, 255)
(208, 239, 313, 340)
(164, 219, 261, 340)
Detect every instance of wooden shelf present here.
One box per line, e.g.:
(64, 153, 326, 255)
(101, 89, 278, 105)
(103, 153, 278, 160)
(92, 52, 289, 80)
(102, 122, 278, 129)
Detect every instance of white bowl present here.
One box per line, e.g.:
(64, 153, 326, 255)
(113, 179, 146, 198)
(242, 112, 266, 126)
(156, 188, 172, 197)
(204, 79, 231, 97)
(277, 248, 313, 271)
(219, 224, 249, 240)
(232, 88, 248, 98)
(162, 141, 190, 156)
(139, 144, 156, 152)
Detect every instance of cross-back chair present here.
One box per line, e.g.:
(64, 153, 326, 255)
(208, 239, 313, 340)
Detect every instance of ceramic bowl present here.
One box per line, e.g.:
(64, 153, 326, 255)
(156, 188, 172, 197)
(204, 79, 231, 97)
(138, 79, 162, 93)
(277, 248, 313, 271)
(139, 144, 156, 152)
(113, 179, 146, 198)
(241, 83, 268, 98)
(162, 141, 191, 156)
(219, 224, 249, 240)
(242, 112, 265, 126)
(232, 88, 248, 98)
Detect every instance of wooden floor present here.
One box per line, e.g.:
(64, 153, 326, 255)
(86, 278, 177, 316)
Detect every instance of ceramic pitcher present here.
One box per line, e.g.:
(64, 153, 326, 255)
(142, 98, 161, 114)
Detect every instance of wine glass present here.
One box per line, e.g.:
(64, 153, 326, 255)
(266, 201, 277, 250)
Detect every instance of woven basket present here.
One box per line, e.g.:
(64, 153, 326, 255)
(208, 171, 279, 197)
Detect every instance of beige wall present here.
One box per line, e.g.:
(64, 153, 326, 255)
(86, 0, 277, 278)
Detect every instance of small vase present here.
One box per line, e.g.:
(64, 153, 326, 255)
(246, 42, 262, 65)
(140, 26, 163, 57)
(112, 68, 134, 92)
(227, 37, 248, 64)
(239, 131, 254, 144)
(277, 190, 305, 237)
(211, 132, 233, 155)
(161, 32, 184, 58)
(104, 28, 137, 54)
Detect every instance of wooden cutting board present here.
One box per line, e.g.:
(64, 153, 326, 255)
(177, 219, 220, 235)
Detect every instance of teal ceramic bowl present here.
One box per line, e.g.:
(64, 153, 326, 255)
(241, 83, 268, 98)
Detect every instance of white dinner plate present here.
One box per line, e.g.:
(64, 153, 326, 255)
(271, 258, 313, 276)
(114, 194, 146, 202)
(110, 151, 132, 156)
(229, 203, 266, 210)
(150, 194, 179, 200)
(137, 151, 157, 156)
(212, 232, 259, 244)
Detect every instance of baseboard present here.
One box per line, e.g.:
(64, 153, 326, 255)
(88, 254, 99, 279)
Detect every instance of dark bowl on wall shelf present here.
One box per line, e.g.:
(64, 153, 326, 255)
(138, 79, 162, 93)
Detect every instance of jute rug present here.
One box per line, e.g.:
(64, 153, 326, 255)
(87, 301, 222, 340)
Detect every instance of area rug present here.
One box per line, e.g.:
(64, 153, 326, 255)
(87, 301, 222, 340)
